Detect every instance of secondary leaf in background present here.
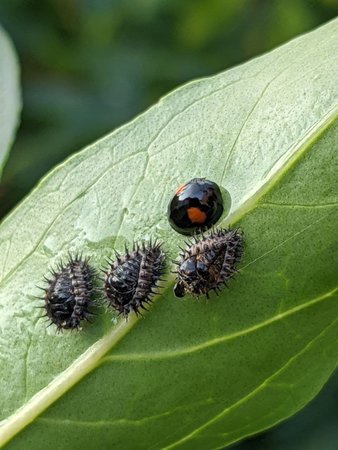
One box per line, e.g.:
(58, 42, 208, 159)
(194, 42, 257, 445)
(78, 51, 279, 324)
(232, 369, 338, 450)
(0, 18, 337, 449)
(0, 25, 20, 178)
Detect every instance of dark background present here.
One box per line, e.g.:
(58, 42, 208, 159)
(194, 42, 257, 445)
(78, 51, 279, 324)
(0, 1, 337, 448)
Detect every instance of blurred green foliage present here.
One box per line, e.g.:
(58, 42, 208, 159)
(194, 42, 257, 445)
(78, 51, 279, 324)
(232, 370, 338, 450)
(0, 0, 337, 448)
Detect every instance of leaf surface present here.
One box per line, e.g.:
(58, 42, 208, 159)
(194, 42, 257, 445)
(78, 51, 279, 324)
(0, 19, 337, 450)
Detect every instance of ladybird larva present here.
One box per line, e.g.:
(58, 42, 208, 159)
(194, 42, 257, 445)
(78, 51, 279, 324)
(103, 240, 166, 318)
(40, 254, 96, 331)
(173, 228, 243, 298)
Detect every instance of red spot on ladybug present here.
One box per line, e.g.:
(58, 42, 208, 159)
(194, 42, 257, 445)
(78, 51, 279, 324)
(187, 207, 207, 224)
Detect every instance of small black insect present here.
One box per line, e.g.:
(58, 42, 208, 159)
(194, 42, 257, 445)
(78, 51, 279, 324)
(103, 241, 166, 318)
(173, 228, 243, 298)
(168, 178, 224, 235)
(40, 254, 96, 331)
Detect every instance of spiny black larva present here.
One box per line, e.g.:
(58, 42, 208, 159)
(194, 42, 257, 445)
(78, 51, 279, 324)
(39, 254, 97, 331)
(173, 227, 243, 298)
(103, 240, 166, 318)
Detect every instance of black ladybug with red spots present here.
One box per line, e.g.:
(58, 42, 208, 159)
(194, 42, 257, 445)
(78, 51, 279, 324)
(168, 178, 224, 235)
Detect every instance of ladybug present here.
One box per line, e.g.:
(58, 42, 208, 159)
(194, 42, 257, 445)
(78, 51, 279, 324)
(168, 178, 224, 235)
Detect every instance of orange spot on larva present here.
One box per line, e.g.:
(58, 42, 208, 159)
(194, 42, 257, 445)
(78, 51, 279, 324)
(187, 207, 207, 224)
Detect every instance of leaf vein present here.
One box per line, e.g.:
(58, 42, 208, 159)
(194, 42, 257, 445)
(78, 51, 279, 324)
(220, 63, 293, 185)
(102, 286, 338, 362)
(0, 150, 147, 289)
(259, 201, 338, 209)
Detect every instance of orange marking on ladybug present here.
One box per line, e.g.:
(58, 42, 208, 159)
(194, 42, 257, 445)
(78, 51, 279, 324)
(187, 207, 207, 224)
(175, 183, 186, 195)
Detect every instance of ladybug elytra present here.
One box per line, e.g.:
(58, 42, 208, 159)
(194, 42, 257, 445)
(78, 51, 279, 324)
(168, 178, 224, 235)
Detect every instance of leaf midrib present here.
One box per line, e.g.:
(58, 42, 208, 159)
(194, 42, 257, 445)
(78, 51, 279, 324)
(102, 286, 338, 362)
(1, 280, 336, 447)
(226, 107, 338, 225)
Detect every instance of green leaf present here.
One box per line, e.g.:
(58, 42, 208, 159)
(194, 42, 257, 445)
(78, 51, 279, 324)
(0, 25, 21, 177)
(0, 19, 337, 449)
